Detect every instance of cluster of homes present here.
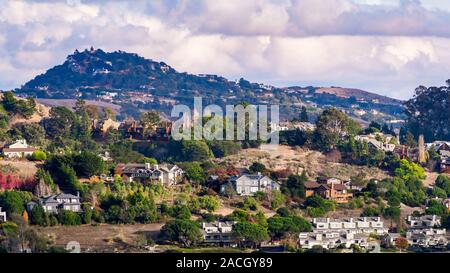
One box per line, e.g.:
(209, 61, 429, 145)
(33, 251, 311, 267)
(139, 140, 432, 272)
(353, 132, 450, 173)
(382, 215, 448, 250)
(201, 214, 448, 251)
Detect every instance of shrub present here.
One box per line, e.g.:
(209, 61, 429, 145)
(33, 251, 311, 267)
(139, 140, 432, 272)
(31, 150, 47, 161)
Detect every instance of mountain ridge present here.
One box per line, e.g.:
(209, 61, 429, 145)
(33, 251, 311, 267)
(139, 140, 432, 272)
(14, 48, 405, 122)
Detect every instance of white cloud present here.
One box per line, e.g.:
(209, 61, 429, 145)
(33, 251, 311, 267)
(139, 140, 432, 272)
(0, 0, 450, 100)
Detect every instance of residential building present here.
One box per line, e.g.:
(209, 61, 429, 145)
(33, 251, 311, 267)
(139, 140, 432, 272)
(201, 221, 236, 245)
(220, 174, 280, 196)
(316, 183, 353, 204)
(120, 120, 145, 140)
(28, 193, 82, 214)
(406, 215, 441, 229)
(2, 139, 37, 158)
(91, 118, 121, 136)
(0, 207, 6, 222)
(355, 133, 396, 152)
(406, 228, 448, 248)
(299, 231, 369, 250)
(312, 217, 389, 235)
(115, 163, 184, 186)
(304, 181, 321, 197)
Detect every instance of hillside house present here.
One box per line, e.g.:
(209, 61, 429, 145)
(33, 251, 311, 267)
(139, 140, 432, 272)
(312, 217, 388, 235)
(115, 163, 184, 186)
(220, 174, 280, 196)
(316, 183, 353, 204)
(299, 231, 369, 250)
(406, 228, 447, 248)
(2, 139, 37, 159)
(201, 221, 236, 246)
(355, 133, 396, 152)
(28, 193, 81, 214)
(304, 181, 321, 197)
(407, 215, 441, 229)
(0, 207, 6, 222)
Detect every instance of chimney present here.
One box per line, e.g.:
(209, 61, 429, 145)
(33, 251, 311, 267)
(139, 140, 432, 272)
(145, 163, 151, 169)
(77, 191, 80, 198)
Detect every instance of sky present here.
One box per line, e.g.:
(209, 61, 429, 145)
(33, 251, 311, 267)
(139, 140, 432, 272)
(1, 0, 450, 99)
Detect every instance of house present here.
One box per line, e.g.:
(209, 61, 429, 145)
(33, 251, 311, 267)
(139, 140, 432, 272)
(120, 120, 145, 139)
(311, 217, 389, 235)
(115, 163, 184, 186)
(299, 231, 369, 250)
(406, 228, 447, 248)
(91, 118, 121, 136)
(298, 217, 388, 250)
(220, 174, 280, 196)
(201, 221, 236, 246)
(355, 133, 396, 152)
(406, 215, 441, 229)
(316, 183, 353, 204)
(439, 150, 450, 172)
(0, 207, 6, 222)
(28, 193, 82, 214)
(304, 181, 321, 197)
(2, 139, 37, 159)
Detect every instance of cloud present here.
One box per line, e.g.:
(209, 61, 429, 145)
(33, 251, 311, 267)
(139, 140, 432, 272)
(0, 0, 450, 100)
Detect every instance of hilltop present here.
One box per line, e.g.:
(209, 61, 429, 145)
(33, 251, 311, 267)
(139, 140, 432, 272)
(16, 48, 405, 123)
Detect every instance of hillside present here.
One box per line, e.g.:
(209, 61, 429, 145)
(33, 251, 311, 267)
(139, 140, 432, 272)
(15, 48, 405, 123)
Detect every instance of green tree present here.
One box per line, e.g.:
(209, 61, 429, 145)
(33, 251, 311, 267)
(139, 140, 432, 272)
(234, 222, 270, 248)
(0, 191, 31, 215)
(283, 173, 307, 199)
(160, 219, 203, 247)
(43, 106, 77, 140)
(181, 141, 212, 162)
(73, 151, 105, 177)
(31, 150, 47, 161)
(58, 210, 82, 226)
(183, 162, 205, 184)
(314, 108, 361, 151)
(249, 162, 266, 174)
(30, 205, 48, 226)
(140, 111, 161, 136)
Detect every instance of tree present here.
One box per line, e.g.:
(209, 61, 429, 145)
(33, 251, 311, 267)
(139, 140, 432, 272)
(43, 106, 77, 140)
(300, 106, 309, 122)
(181, 141, 212, 162)
(0, 191, 31, 215)
(283, 173, 307, 199)
(435, 175, 450, 196)
(9, 123, 46, 146)
(233, 222, 270, 248)
(404, 81, 450, 141)
(140, 111, 161, 136)
(198, 196, 220, 212)
(1, 91, 36, 118)
(30, 205, 48, 226)
(395, 237, 409, 252)
(183, 162, 205, 184)
(73, 151, 104, 178)
(314, 108, 361, 151)
(249, 162, 266, 174)
(270, 190, 285, 209)
(31, 150, 47, 161)
(395, 160, 426, 181)
(58, 210, 82, 226)
(85, 105, 100, 120)
(268, 215, 311, 239)
(160, 219, 203, 247)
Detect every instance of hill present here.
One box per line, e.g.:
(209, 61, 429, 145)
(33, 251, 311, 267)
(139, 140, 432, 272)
(15, 48, 405, 123)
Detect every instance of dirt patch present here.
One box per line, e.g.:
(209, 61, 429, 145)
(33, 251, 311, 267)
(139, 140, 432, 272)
(215, 144, 390, 181)
(38, 223, 164, 251)
(0, 160, 39, 178)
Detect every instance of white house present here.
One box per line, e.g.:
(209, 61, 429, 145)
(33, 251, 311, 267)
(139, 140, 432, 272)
(407, 215, 441, 229)
(355, 133, 396, 152)
(27, 193, 82, 214)
(0, 207, 6, 222)
(406, 228, 447, 248)
(312, 217, 389, 235)
(299, 231, 370, 250)
(221, 174, 281, 196)
(2, 139, 37, 158)
(201, 221, 236, 245)
(115, 163, 184, 186)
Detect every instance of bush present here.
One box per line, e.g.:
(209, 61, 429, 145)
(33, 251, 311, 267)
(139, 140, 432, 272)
(31, 150, 47, 161)
(160, 219, 202, 247)
(58, 210, 82, 226)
